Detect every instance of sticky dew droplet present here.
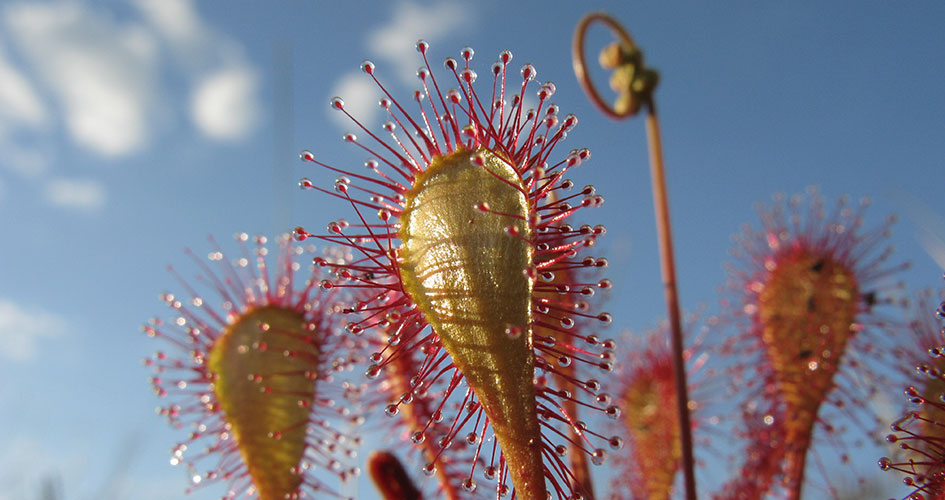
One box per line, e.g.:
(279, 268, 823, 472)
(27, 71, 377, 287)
(608, 436, 624, 449)
(605, 405, 620, 419)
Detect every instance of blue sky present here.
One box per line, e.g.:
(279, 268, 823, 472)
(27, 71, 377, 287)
(0, 1, 942, 499)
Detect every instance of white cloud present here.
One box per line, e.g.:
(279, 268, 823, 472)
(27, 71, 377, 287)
(0, 299, 65, 362)
(135, 0, 262, 141)
(191, 65, 259, 140)
(4, 2, 158, 157)
(367, 1, 470, 86)
(0, 40, 51, 178)
(133, 0, 205, 55)
(0, 0, 263, 211)
(0, 0, 262, 163)
(0, 41, 46, 129)
(327, 1, 473, 132)
(45, 177, 106, 211)
(329, 72, 382, 131)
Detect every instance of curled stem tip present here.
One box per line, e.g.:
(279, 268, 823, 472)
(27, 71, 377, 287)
(572, 12, 659, 119)
(573, 11, 695, 500)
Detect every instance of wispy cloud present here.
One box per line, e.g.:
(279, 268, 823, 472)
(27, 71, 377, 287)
(4, 1, 158, 157)
(328, 72, 382, 131)
(0, 299, 65, 362)
(0, 34, 56, 178)
(0, 0, 263, 209)
(45, 177, 106, 211)
(191, 66, 260, 140)
(133, 0, 206, 58)
(367, 2, 470, 85)
(135, 0, 261, 141)
(3, 0, 263, 155)
(329, 1, 474, 131)
(0, 40, 46, 130)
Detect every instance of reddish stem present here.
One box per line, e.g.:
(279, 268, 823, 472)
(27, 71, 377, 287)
(644, 103, 697, 500)
(561, 374, 595, 499)
(784, 422, 814, 500)
(387, 352, 463, 500)
(786, 448, 808, 500)
(572, 12, 698, 500)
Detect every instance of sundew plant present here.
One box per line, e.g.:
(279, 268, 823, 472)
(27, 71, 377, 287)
(3, 3, 942, 500)
(134, 8, 944, 500)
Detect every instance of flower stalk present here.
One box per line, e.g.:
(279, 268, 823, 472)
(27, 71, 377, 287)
(573, 12, 697, 500)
